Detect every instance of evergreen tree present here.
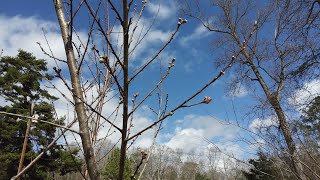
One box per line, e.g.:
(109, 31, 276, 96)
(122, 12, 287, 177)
(300, 96, 320, 142)
(0, 50, 81, 179)
(242, 151, 293, 180)
(102, 148, 133, 180)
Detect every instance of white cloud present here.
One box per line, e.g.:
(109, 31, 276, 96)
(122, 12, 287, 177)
(0, 15, 166, 149)
(166, 127, 207, 152)
(45, 79, 157, 149)
(0, 15, 88, 72)
(249, 116, 278, 133)
(110, 17, 174, 66)
(0, 15, 67, 70)
(165, 115, 240, 154)
(179, 24, 211, 46)
(288, 79, 320, 111)
(227, 83, 248, 98)
(146, 1, 177, 20)
(44, 79, 74, 117)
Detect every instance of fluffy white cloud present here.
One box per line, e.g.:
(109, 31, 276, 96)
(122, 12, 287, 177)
(166, 127, 207, 152)
(0, 15, 88, 71)
(146, 1, 177, 20)
(227, 83, 248, 98)
(162, 121, 248, 172)
(288, 79, 320, 111)
(0, 15, 67, 70)
(0, 14, 164, 150)
(45, 78, 157, 149)
(179, 24, 211, 46)
(249, 116, 278, 133)
(111, 18, 173, 66)
(165, 115, 240, 154)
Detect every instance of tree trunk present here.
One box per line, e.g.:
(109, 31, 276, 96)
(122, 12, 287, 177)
(119, 0, 129, 179)
(241, 49, 306, 180)
(53, 0, 100, 179)
(270, 97, 306, 180)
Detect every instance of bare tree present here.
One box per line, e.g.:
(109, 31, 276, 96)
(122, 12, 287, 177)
(50, 0, 240, 179)
(53, 1, 100, 179)
(179, 0, 319, 179)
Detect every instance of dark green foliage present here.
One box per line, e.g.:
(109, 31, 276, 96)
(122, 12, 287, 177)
(242, 151, 290, 180)
(0, 50, 56, 104)
(0, 50, 82, 180)
(300, 96, 320, 141)
(195, 172, 211, 180)
(244, 99, 320, 180)
(55, 148, 83, 176)
(295, 96, 320, 179)
(243, 152, 278, 180)
(102, 148, 133, 180)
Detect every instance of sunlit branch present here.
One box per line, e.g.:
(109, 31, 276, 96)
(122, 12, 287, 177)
(0, 111, 80, 134)
(11, 118, 78, 180)
(83, 0, 125, 69)
(128, 58, 175, 117)
(129, 21, 184, 82)
(92, 47, 124, 96)
(128, 52, 238, 141)
(107, 0, 123, 23)
(128, 1, 147, 47)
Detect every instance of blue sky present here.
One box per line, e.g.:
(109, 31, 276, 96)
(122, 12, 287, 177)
(1, 0, 319, 167)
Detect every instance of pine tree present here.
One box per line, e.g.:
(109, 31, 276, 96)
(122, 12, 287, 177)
(102, 148, 133, 180)
(0, 50, 81, 179)
(300, 96, 320, 141)
(242, 151, 293, 180)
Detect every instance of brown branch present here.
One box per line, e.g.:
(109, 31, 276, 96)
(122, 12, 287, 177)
(131, 151, 147, 179)
(128, 0, 147, 47)
(108, 0, 123, 23)
(92, 46, 124, 96)
(128, 53, 238, 141)
(0, 111, 80, 134)
(37, 42, 67, 63)
(83, 0, 125, 69)
(11, 118, 78, 180)
(77, 1, 99, 71)
(129, 20, 185, 82)
(128, 58, 175, 117)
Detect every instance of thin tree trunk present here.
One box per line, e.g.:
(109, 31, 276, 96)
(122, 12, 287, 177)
(270, 97, 306, 180)
(17, 119, 32, 180)
(119, 0, 129, 179)
(53, 0, 100, 179)
(241, 48, 306, 180)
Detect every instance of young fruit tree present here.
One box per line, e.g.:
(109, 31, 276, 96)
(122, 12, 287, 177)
(6, 0, 240, 180)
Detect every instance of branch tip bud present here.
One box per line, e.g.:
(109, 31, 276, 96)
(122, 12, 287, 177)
(203, 96, 212, 104)
(178, 18, 187, 25)
(99, 56, 108, 63)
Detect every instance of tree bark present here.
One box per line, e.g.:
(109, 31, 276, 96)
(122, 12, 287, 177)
(240, 47, 306, 180)
(119, 0, 129, 179)
(269, 97, 306, 180)
(53, 0, 100, 179)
